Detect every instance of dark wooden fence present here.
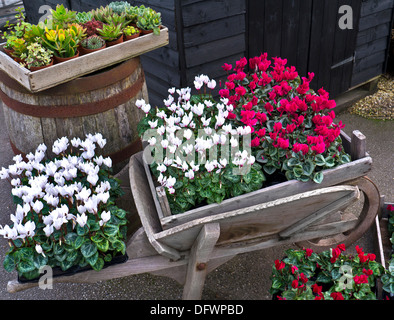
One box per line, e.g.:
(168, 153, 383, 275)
(21, 0, 394, 106)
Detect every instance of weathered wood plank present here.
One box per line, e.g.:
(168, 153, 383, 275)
(182, 223, 220, 300)
(153, 186, 359, 252)
(279, 187, 359, 238)
(351, 130, 366, 160)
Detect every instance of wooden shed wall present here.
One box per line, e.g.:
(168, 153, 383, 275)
(20, 0, 394, 105)
(351, 0, 394, 87)
(134, 0, 246, 108)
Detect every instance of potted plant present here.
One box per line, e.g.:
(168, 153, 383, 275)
(9, 37, 28, 63)
(97, 22, 123, 47)
(75, 11, 93, 25)
(48, 4, 77, 29)
(41, 24, 86, 63)
(125, 5, 145, 26)
(270, 244, 384, 300)
(0, 134, 128, 281)
(81, 19, 104, 37)
(79, 35, 106, 55)
(136, 75, 266, 215)
(104, 12, 128, 30)
(20, 42, 54, 71)
(136, 7, 162, 35)
(218, 54, 351, 185)
(108, 1, 132, 15)
(90, 6, 114, 23)
(123, 25, 140, 41)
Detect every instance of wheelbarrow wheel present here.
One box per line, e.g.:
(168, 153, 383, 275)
(296, 176, 380, 252)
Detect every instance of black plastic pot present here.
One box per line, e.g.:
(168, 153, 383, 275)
(17, 253, 128, 283)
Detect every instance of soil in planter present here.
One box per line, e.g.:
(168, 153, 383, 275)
(17, 252, 128, 283)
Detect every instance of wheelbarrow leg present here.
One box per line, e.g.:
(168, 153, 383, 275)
(182, 223, 220, 300)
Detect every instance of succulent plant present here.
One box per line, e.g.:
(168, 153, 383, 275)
(97, 22, 123, 42)
(123, 25, 139, 36)
(75, 11, 93, 24)
(105, 12, 128, 29)
(20, 42, 53, 68)
(81, 35, 105, 50)
(90, 6, 113, 23)
(81, 19, 103, 36)
(108, 1, 131, 15)
(136, 7, 161, 35)
(49, 4, 77, 29)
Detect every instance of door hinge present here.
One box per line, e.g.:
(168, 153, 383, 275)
(331, 53, 356, 69)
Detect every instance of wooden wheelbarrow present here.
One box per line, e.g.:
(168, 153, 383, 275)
(7, 130, 381, 299)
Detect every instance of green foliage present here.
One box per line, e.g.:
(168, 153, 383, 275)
(20, 42, 53, 68)
(97, 22, 123, 42)
(75, 11, 93, 25)
(49, 4, 77, 29)
(108, 1, 132, 15)
(136, 7, 161, 35)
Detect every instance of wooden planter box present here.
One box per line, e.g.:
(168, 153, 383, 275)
(0, 26, 168, 93)
(141, 130, 372, 231)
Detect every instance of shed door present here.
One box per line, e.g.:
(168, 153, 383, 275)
(247, 0, 362, 98)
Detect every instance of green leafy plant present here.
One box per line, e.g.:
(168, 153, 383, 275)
(9, 37, 28, 59)
(81, 35, 105, 50)
(0, 134, 128, 280)
(108, 1, 132, 15)
(123, 25, 139, 36)
(49, 4, 77, 29)
(270, 244, 384, 300)
(75, 11, 93, 25)
(90, 6, 114, 23)
(1, 7, 32, 48)
(41, 24, 86, 58)
(97, 22, 123, 42)
(136, 7, 161, 35)
(125, 5, 144, 25)
(105, 12, 128, 30)
(20, 42, 53, 69)
(137, 75, 266, 215)
(219, 54, 351, 184)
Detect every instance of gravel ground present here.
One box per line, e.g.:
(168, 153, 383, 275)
(0, 86, 392, 301)
(349, 75, 393, 121)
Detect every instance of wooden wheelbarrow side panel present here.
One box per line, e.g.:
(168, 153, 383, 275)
(141, 129, 370, 230)
(154, 186, 360, 252)
(129, 153, 182, 261)
(151, 155, 371, 230)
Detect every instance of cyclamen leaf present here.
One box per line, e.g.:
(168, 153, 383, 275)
(313, 172, 324, 184)
(91, 257, 105, 271)
(81, 241, 97, 258)
(3, 254, 16, 272)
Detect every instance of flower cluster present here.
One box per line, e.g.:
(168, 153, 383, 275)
(219, 54, 351, 183)
(0, 134, 128, 280)
(381, 204, 394, 297)
(270, 244, 384, 300)
(137, 74, 265, 214)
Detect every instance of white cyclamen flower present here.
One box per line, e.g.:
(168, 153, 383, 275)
(76, 213, 88, 228)
(99, 210, 111, 226)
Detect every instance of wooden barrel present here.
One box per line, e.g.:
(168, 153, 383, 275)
(0, 57, 147, 170)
